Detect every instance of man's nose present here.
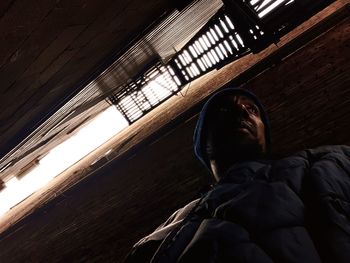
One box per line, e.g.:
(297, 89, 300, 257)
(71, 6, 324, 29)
(232, 102, 249, 117)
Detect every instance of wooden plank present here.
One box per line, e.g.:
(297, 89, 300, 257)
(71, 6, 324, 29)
(0, 0, 56, 67)
(22, 25, 86, 78)
(0, 0, 15, 20)
(0, 25, 86, 125)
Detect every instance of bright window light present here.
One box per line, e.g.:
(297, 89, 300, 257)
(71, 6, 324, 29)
(210, 28, 219, 41)
(189, 46, 198, 57)
(184, 50, 193, 63)
(256, 0, 273, 11)
(203, 35, 211, 48)
(0, 107, 128, 217)
(179, 54, 187, 66)
(215, 46, 224, 60)
(214, 25, 224, 38)
(258, 0, 290, 18)
(235, 34, 245, 47)
(250, 0, 260, 5)
(173, 76, 181, 86)
(211, 50, 220, 63)
(206, 32, 216, 45)
(225, 16, 235, 30)
(199, 37, 208, 50)
(200, 57, 209, 68)
(175, 59, 182, 69)
(219, 19, 229, 33)
(186, 67, 194, 78)
(203, 54, 212, 67)
(197, 59, 206, 71)
(219, 43, 228, 57)
(230, 36, 239, 50)
(224, 40, 233, 54)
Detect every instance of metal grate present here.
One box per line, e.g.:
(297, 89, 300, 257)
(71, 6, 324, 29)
(168, 10, 263, 84)
(168, 0, 334, 86)
(108, 64, 181, 123)
(107, 0, 335, 124)
(234, 0, 335, 38)
(248, 0, 296, 18)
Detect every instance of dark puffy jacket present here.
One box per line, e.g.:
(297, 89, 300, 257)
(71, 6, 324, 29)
(125, 145, 350, 263)
(125, 89, 350, 262)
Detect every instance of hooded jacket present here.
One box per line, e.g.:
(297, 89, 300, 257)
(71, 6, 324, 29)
(193, 88, 271, 173)
(125, 89, 350, 263)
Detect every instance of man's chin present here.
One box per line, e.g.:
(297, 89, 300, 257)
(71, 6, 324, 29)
(232, 128, 256, 141)
(226, 136, 264, 156)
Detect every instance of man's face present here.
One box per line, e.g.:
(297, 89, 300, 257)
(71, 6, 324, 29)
(205, 94, 266, 158)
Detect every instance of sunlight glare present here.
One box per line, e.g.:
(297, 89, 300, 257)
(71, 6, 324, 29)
(0, 107, 128, 217)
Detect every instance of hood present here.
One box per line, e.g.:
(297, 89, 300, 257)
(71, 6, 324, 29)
(193, 88, 271, 173)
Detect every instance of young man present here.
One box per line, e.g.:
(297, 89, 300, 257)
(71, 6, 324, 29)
(125, 88, 350, 263)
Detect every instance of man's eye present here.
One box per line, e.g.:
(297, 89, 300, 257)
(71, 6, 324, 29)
(219, 107, 229, 113)
(247, 105, 259, 115)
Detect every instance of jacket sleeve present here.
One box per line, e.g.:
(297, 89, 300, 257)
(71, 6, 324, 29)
(124, 240, 163, 263)
(123, 199, 200, 263)
(303, 145, 350, 263)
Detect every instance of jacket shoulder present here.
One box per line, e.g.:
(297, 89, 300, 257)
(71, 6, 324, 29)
(296, 145, 350, 159)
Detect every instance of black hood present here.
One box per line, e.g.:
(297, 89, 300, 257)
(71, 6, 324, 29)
(193, 88, 271, 173)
